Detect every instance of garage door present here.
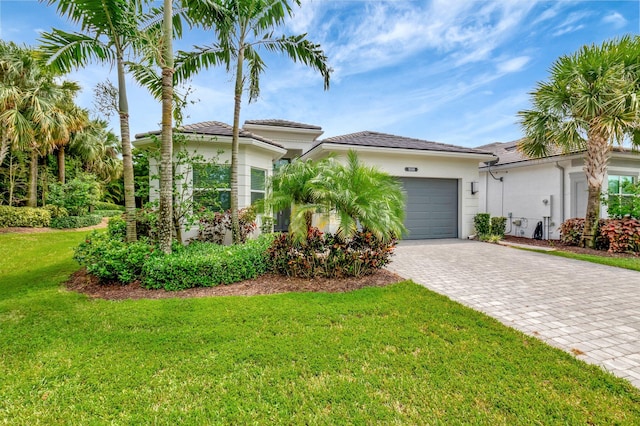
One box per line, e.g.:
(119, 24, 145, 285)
(400, 178, 458, 239)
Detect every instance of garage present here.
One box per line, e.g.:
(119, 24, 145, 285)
(400, 177, 458, 239)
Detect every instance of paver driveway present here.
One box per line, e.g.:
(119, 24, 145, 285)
(387, 239, 640, 388)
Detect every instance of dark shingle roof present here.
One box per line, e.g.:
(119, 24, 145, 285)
(244, 119, 322, 130)
(316, 131, 492, 155)
(135, 121, 283, 148)
(476, 139, 581, 166)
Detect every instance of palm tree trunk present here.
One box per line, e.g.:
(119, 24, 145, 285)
(230, 45, 244, 245)
(57, 146, 66, 183)
(581, 131, 609, 248)
(158, 0, 174, 254)
(0, 130, 9, 165)
(27, 149, 38, 207)
(117, 56, 137, 242)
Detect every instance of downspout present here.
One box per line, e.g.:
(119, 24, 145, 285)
(554, 162, 565, 223)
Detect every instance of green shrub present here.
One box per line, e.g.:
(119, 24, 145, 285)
(490, 216, 507, 238)
(50, 215, 102, 229)
(142, 234, 274, 291)
(473, 213, 491, 237)
(47, 173, 101, 216)
(0, 206, 51, 228)
(268, 228, 397, 278)
(74, 231, 157, 283)
(107, 208, 158, 242)
(559, 218, 608, 250)
(93, 210, 123, 218)
(94, 201, 125, 211)
(600, 218, 640, 253)
(43, 204, 69, 219)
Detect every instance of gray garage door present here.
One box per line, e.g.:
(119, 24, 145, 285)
(400, 177, 458, 239)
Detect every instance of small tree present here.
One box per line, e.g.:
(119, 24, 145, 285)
(47, 173, 101, 216)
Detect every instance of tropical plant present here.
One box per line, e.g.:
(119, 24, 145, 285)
(311, 151, 405, 242)
(0, 42, 80, 207)
(39, 0, 146, 242)
(179, 0, 331, 244)
(268, 157, 326, 238)
(518, 36, 640, 248)
(269, 151, 405, 242)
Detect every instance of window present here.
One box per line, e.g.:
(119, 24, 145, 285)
(193, 163, 230, 211)
(607, 175, 636, 214)
(251, 168, 266, 205)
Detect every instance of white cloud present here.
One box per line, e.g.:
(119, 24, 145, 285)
(602, 12, 627, 29)
(551, 10, 591, 37)
(496, 56, 531, 74)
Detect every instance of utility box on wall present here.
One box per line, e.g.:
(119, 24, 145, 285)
(541, 195, 552, 217)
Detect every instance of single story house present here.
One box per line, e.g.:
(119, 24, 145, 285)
(135, 119, 496, 241)
(478, 140, 640, 240)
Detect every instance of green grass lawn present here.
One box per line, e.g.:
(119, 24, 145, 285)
(1, 231, 640, 424)
(545, 249, 640, 271)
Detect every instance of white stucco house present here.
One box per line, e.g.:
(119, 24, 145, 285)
(478, 140, 640, 240)
(135, 119, 496, 241)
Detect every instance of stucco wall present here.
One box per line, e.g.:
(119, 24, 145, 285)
(323, 149, 483, 239)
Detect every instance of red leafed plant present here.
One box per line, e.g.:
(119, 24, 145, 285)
(600, 218, 640, 253)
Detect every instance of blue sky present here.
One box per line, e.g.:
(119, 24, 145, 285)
(1, 1, 639, 147)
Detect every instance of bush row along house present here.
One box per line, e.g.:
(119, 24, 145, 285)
(134, 119, 640, 241)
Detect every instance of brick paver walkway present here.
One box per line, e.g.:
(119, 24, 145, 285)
(387, 239, 640, 388)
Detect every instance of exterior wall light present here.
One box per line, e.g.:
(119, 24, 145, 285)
(471, 181, 479, 194)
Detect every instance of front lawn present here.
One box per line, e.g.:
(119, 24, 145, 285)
(1, 232, 639, 424)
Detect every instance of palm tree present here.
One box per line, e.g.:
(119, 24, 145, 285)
(49, 81, 88, 184)
(518, 36, 640, 248)
(269, 152, 406, 242)
(269, 157, 327, 238)
(311, 151, 406, 242)
(180, 0, 331, 244)
(39, 0, 145, 241)
(69, 118, 123, 184)
(0, 42, 74, 206)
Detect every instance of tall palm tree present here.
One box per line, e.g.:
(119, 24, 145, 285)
(39, 0, 146, 241)
(49, 81, 88, 184)
(518, 36, 640, 248)
(311, 151, 406, 242)
(0, 42, 73, 206)
(179, 0, 331, 244)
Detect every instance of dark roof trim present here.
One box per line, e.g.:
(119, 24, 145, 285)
(313, 130, 493, 156)
(244, 119, 322, 130)
(135, 121, 283, 148)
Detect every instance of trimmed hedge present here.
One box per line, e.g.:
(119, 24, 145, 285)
(473, 213, 491, 237)
(490, 217, 507, 238)
(0, 206, 51, 228)
(93, 210, 124, 218)
(141, 234, 274, 291)
(43, 204, 69, 219)
(94, 201, 125, 211)
(50, 215, 102, 229)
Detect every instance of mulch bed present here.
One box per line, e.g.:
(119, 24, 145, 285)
(502, 235, 639, 258)
(65, 268, 405, 300)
